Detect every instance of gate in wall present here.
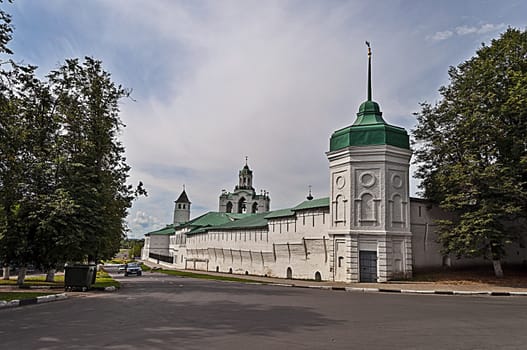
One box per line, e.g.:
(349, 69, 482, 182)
(359, 250, 377, 282)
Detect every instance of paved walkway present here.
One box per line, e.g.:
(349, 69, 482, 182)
(142, 260, 527, 296)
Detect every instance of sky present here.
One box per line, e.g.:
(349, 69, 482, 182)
(5, 0, 526, 238)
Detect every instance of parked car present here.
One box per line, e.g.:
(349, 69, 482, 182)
(124, 262, 142, 276)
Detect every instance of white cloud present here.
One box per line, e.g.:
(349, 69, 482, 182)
(430, 23, 506, 41)
(127, 210, 164, 239)
(430, 30, 454, 41)
(456, 23, 506, 35)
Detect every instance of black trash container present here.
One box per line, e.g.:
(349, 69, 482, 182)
(64, 264, 96, 291)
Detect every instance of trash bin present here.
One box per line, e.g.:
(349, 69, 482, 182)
(64, 264, 96, 291)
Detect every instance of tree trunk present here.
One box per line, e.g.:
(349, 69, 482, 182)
(492, 259, 504, 278)
(17, 267, 27, 286)
(2, 266, 9, 280)
(45, 269, 56, 282)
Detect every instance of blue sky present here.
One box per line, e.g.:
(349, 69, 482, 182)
(5, 1, 526, 238)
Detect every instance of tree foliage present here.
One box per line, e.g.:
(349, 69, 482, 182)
(0, 4, 145, 280)
(413, 28, 527, 275)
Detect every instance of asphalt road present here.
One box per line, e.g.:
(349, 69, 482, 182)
(1, 268, 527, 350)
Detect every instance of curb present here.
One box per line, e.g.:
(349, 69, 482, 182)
(266, 283, 527, 297)
(0, 293, 67, 310)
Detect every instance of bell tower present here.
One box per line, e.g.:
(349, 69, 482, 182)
(219, 158, 270, 214)
(327, 42, 412, 283)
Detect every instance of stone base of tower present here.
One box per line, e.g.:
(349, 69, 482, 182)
(330, 232, 412, 283)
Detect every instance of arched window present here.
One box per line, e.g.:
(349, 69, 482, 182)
(361, 193, 374, 221)
(252, 202, 258, 213)
(392, 194, 402, 222)
(286, 267, 293, 279)
(226, 201, 233, 213)
(238, 197, 247, 213)
(335, 195, 345, 222)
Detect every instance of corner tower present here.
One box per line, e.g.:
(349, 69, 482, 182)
(173, 187, 191, 226)
(327, 42, 412, 283)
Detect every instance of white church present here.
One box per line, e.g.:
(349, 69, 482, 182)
(142, 47, 526, 283)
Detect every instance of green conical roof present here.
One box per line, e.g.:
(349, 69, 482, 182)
(329, 42, 409, 152)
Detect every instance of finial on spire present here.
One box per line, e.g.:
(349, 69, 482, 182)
(183, 184, 186, 191)
(307, 185, 313, 201)
(245, 156, 248, 166)
(365, 41, 372, 101)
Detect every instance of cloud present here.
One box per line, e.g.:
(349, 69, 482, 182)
(429, 23, 506, 41)
(127, 210, 164, 239)
(429, 31, 454, 41)
(456, 23, 506, 35)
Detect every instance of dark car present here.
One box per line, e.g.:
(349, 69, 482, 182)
(124, 262, 142, 276)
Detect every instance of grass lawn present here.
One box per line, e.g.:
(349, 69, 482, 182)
(0, 275, 63, 287)
(0, 292, 57, 302)
(158, 269, 265, 283)
(0, 270, 120, 289)
(92, 270, 120, 289)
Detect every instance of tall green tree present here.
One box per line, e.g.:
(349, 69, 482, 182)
(48, 57, 139, 263)
(413, 28, 527, 277)
(1, 3, 145, 283)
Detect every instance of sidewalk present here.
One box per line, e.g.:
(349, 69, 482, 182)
(142, 261, 527, 296)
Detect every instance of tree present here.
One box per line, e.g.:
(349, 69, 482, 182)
(48, 57, 140, 263)
(413, 28, 527, 277)
(0, 3, 146, 283)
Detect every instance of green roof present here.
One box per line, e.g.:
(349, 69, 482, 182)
(146, 224, 175, 236)
(212, 212, 270, 230)
(264, 208, 295, 219)
(183, 212, 257, 235)
(292, 197, 330, 211)
(185, 212, 241, 227)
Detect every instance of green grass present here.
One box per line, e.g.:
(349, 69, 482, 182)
(140, 263, 151, 272)
(0, 275, 63, 287)
(0, 292, 57, 301)
(0, 270, 120, 289)
(158, 269, 264, 283)
(92, 270, 120, 289)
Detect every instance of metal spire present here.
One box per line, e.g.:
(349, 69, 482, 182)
(366, 41, 372, 101)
